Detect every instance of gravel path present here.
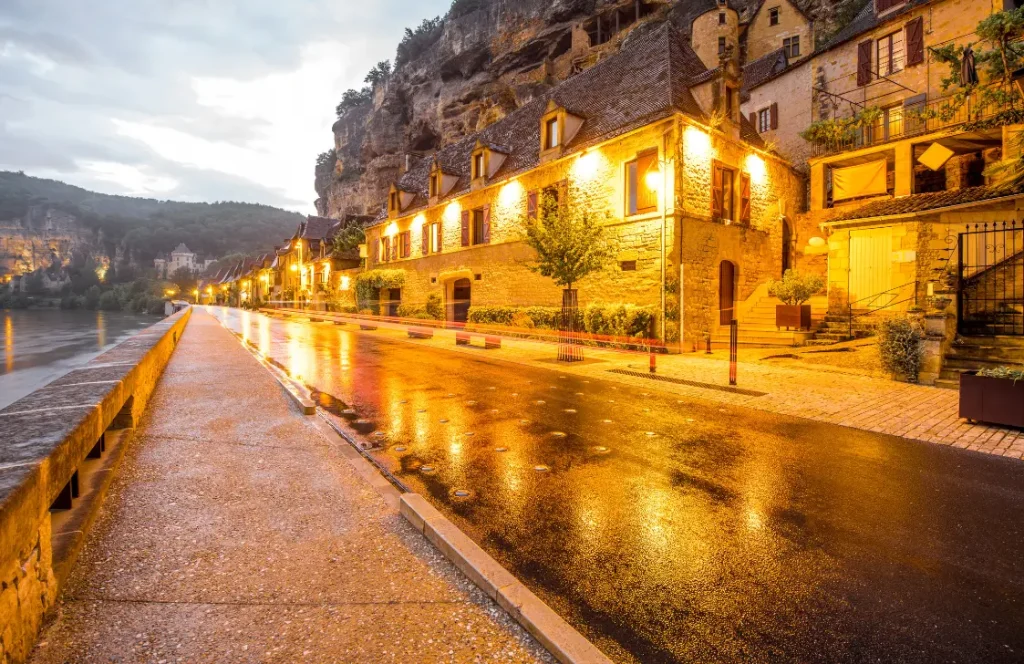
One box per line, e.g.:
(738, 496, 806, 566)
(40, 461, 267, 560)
(30, 311, 552, 664)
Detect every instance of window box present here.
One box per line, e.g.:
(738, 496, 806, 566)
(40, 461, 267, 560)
(959, 372, 1024, 428)
(776, 304, 812, 331)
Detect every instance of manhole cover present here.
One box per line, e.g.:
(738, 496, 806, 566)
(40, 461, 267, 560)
(420, 465, 437, 474)
(601, 419, 613, 424)
(519, 419, 530, 425)
(644, 431, 657, 437)
(399, 400, 408, 404)
(608, 399, 616, 403)
(464, 432, 476, 437)
(451, 489, 473, 500)
(575, 392, 584, 396)
(534, 465, 550, 473)
(534, 400, 546, 406)
(592, 446, 610, 454)
(490, 409, 500, 414)
(372, 431, 386, 438)
(439, 419, 449, 424)
(466, 400, 478, 406)
(487, 387, 497, 391)
(393, 446, 408, 453)
(418, 409, 427, 413)
(495, 447, 509, 452)
(551, 432, 567, 438)
(564, 409, 577, 414)
(511, 392, 519, 397)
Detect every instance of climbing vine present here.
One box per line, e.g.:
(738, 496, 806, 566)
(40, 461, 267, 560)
(354, 269, 406, 313)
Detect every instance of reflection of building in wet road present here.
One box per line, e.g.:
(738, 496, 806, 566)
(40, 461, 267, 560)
(215, 308, 1024, 664)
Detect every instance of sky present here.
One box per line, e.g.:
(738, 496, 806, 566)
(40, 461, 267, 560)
(0, 0, 452, 213)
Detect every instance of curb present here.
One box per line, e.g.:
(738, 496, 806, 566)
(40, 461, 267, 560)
(401, 494, 614, 664)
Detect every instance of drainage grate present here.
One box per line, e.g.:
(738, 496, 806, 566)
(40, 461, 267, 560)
(606, 369, 767, 397)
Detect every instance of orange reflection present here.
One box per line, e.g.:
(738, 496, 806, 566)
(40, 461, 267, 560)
(96, 311, 106, 348)
(4, 314, 12, 373)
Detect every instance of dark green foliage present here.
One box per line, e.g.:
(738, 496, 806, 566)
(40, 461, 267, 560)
(520, 192, 614, 290)
(425, 293, 444, 321)
(0, 171, 304, 263)
(364, 61, 392, 87)
(330, 224, 366, 258)
(336, 87, 372, 119)
(396, 17, 444, 68)
(354, 269, 405, 314)
(878, 317, 925, 382)
(98, 291, 121, 311)
(467, 304, 654, 338)
(21, 270, 45, 294)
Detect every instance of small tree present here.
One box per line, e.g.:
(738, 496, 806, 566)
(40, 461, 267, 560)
(330, 224, 366, 259)
(171, 267, 197, 298)
(768, 270, 825, 306)
(519, 191, 615, 361)
(878, 317, 925, 383)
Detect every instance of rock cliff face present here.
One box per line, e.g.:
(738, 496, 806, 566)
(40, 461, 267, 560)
(317, 0, 853, 218)
(0, 207, 104, 281)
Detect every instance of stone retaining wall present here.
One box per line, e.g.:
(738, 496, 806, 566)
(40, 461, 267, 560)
(0, 307, 191, 663)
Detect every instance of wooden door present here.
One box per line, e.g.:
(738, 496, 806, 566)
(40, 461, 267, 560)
(719, 261, 736, 326)
(849, 228, 892, 308)
(451, 279, 471, 324)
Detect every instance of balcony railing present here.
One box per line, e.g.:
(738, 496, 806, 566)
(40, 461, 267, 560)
(810, 87, 1017, 158)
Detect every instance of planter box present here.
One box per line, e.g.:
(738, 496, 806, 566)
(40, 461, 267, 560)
(776, 304, 812, 331)
(959, 372, 1024, 428)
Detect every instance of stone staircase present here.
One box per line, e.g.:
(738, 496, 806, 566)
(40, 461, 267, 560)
(710, 293, 828, 348)
(935, 335, 1024, 389)
(809, 312, 878, 346)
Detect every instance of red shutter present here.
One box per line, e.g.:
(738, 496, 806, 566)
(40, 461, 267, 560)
(857, 40, 873, 86)
(527, 191, 538, 219)
(749, 112, 756, 128)
(905, 17, 924, 66)
(373, 238, 380, 264)
(401, 231, 410, 258)
(711, 166, 724, 218)
(482, 205, 491, 244)
(422, 225, 429, 254)
(769, 103, 779, 130)
(461, 211, 470, 246)
(391, 236, 398, 261)
(437, 222, 443, 251)
(740, 173, 751, 224)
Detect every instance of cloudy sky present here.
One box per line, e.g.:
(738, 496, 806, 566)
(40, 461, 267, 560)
(0, 0, 451, 212)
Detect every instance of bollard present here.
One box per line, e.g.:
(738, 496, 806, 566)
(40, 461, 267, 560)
(649, 350, 657, 374)
(729, 320, 738, 386)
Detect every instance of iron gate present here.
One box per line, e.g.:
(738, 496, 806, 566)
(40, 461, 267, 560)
(958, 221, 1023, 336)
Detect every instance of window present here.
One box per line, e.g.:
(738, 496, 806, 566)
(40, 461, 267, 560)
(718, 36, 726, 56)
(473, 152, 485, 180)
(783, 36, 800, 59)
(758, 108, 771, 133)
(877, 30, 905, 76)
(719, 12, 726, 24)
(399, 231, 411, 259)
(769, 7, 780, 25)
(471, 209, 485, 246)
(725, 87, 735, 118)
(389, 191, 398, 212)
(545, 118, 560, 149)
(429, 223, 441, 253)
(429, 173, 438, 198)
(712, 162, 736, 222)
(380, 236, 391, 262)
(626, 151, 658, 216)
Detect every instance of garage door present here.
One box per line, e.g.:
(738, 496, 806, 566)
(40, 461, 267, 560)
(849, 228, 893, 308)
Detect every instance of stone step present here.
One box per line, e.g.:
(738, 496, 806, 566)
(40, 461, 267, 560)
(933, 378, 960, 390)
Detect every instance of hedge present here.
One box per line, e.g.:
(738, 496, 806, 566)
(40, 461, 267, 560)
(467, 303, 654, 338)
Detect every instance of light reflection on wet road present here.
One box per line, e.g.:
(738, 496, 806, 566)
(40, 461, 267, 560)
(212, 308, 1024, 664)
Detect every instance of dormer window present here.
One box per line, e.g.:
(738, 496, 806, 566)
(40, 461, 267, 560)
(428, 161, 458, 201)
(768, 7, 779, 25)
(473, 152, 485, 180)
(470, 141, 508, 186)
(429, 173, 439, 198)
(387, 184, 414, 218)
(545, 118, 560, 150)
(389, 191, 398, 213)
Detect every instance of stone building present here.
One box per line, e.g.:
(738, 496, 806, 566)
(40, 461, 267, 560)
(154, 243, 198, 277)
(362, 22, 804, 350)
(273, 215, 367, 308)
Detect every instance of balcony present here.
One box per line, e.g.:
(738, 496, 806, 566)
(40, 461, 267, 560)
(809, 87, 1018, 158)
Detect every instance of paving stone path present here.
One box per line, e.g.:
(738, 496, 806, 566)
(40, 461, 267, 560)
(30, 312, 551, 664)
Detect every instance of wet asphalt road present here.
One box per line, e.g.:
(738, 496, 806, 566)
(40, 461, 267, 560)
(213, 309, 1024, 664)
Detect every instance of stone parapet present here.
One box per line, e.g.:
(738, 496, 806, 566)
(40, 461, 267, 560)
(0, 307, 191, 663)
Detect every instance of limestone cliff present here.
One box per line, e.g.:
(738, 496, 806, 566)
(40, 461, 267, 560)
(0, 206, 105, 282)
(316, 0, 857, 218)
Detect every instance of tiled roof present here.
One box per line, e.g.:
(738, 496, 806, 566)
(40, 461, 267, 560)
(301, 216, 335, 240)
(383, 22, 719, 225)
(172, 243, 191, 254)
(817, 0, 934, 55)
(742, 48, 788, 94)
(828, 183, 1024, 222)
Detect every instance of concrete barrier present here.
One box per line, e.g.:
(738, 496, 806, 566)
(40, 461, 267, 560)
(0, 307, 191, 663)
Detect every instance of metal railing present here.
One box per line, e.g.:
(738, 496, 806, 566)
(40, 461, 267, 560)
(810, 87, 1014, 158)
(845, 280, 919, 339)
(959, 221, 1023, 336)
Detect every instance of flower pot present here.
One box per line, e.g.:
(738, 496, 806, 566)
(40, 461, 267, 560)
(959, 372, 1024, 428)
(776, 304, 811, 331)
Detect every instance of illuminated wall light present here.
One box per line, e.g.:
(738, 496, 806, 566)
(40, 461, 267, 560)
(443, 201, 462, 225)
(572, 151, 602, 182)
(385, 221, 400, 237)
(684, 126, 712, 163)
(745, 153, 768, 185)
(497, 179, 524, 208)
(411, 213, 427, 229)
(340, 276, 351, 291)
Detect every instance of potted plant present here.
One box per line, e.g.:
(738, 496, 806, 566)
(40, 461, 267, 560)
(768, 270, 825, 331)
(959, 367, 1024, 428)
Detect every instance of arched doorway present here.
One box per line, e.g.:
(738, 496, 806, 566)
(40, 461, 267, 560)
(719, 261, 736, 326)
(782, 219, 793, 275)
(450, 278, 471, 324)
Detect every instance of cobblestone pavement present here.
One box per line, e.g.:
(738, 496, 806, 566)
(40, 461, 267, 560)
(30, 312, 552, 664)
(264, 309, 1023, 461)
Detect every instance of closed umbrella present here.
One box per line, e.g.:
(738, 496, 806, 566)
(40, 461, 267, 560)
(961, 44, 979, 87)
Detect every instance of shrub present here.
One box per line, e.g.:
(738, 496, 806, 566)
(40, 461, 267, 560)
(98, 291, 121, 311)
(146, 297, 167, 315)
(397, 303, 426, 318)
(511, 311, 535, 329)
(878, 317, 925, 382)
(768, 270, 825, 306)
(467, 304, 653, 337)
(978, 366, 1024, 383)
(355, 269, 406, 315)
(425, 293, 444, 321)
(84, 286, 102, 310)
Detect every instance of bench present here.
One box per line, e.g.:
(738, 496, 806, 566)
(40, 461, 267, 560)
(456, 332, 501, 349)
(408, 327, 434, 339)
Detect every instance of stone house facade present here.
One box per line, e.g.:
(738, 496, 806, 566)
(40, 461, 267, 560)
(362, 23, 804, 350)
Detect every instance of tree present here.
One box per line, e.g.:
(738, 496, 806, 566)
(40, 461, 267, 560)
(330, 224, 366, 259)
(336, 87, 372, 119)
(364, 61, 392, 88)
(171, 267, 197, 297)
(396, 17, 444, 68)
(520, 192, 614, 292)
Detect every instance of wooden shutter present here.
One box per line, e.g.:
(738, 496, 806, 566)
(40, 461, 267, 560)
(373, 238, 379, 264)
(740, 173, 751, 224)
(711, 166, 723, 218)
(857, 40, 873, 87)
(527, 191, 538, 219)
(905, 17, 924, 66)
(749, 112, 756, 128)
(769, 103, 779, 130)
(436, 223, 443, 251)
(401, 231, 410, 258)
(482, 205, 491, 244)
(422, 225, 429, 255)
(461, 211, 470, 247)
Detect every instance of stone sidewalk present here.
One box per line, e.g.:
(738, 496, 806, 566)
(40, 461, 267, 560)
(263, 309, 1023, 461)
(30, 311, 552, 663)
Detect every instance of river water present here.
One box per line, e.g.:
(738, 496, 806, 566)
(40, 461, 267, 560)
(0, 309, 157, 410)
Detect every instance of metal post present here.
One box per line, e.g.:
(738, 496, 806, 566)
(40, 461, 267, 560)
(649, 318, 657, 374)
(705, 333, 712, 354)
(729, 320, 738, 386)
